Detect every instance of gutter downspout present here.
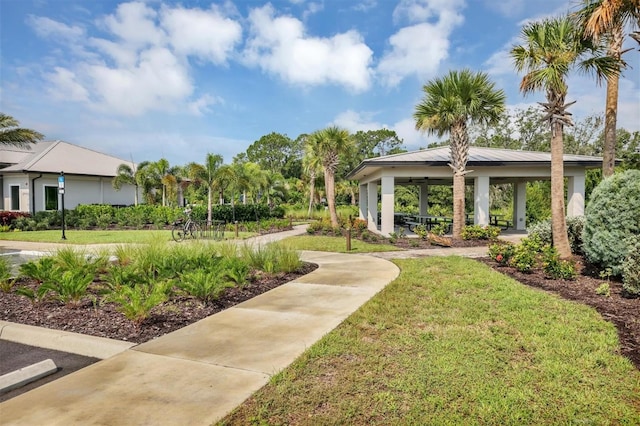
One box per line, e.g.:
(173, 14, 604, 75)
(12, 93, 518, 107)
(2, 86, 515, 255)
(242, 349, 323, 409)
(30, 173, 43, 215)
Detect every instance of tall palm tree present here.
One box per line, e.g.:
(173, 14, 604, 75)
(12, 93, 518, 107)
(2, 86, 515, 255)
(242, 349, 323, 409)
(307, 127, 353, 228)
(511, 16, 618, 257)
(575, 0, 638, 176)
(303, 143, 323, 218)
(112, 163, 139, 205)
(0, 113, 44, 148)
(186, 153, 224, 224)
(134, 161, 157, 204)
(414, 69, 506, 240)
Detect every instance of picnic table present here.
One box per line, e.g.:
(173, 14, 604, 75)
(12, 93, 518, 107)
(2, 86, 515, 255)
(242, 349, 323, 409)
(404, 215, 453, 233)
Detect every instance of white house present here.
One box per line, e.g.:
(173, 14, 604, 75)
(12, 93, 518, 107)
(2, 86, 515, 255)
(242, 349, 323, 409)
(0, 141, 139, 214)
(347, 146, 605, 236)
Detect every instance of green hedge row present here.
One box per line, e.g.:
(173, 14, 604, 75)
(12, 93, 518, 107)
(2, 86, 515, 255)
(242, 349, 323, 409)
(9, 204, 286, 231)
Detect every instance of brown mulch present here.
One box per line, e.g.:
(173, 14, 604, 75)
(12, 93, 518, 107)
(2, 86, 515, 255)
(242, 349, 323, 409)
(0, 263, 317, 344)
(477, 257, 640, 370)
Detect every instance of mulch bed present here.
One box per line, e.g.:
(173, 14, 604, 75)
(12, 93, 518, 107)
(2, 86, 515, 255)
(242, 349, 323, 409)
(477, 257, 640, 370)
(0, 263, 317, 344)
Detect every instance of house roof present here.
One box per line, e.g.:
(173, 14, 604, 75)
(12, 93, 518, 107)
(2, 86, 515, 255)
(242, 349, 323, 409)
(346, 146, 605, 180)
(0, 141, 132, 177)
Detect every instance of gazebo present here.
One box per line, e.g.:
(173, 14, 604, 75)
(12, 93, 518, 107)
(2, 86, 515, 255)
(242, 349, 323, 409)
(346, 146, 604, 236)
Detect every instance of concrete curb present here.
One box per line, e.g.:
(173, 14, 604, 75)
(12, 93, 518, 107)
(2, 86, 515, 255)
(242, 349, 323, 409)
(0, 321, 136, 359)
(0, 359, 57, 393)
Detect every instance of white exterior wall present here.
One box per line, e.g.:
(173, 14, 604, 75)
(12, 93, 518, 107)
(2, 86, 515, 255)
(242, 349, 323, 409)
(2, 173, 138, 213)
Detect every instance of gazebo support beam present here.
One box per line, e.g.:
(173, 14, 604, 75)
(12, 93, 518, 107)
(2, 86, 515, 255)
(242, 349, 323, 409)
(359, 184, 367, 221)
(419, 183, 429, 215)
(381, 176, 394, 236)
(567, 174, 585, 217)
(367, 182, 378, 232)
(514, 181, 527, 230)
(474, 176, 490, 226)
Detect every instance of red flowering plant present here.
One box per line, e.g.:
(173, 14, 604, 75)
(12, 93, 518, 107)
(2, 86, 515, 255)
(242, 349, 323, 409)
(488, 241, 515, 265)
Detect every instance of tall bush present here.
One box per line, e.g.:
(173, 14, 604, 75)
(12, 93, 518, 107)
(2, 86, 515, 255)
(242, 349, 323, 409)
(583, 170, 640, 276)
(527, 215, 585, 254)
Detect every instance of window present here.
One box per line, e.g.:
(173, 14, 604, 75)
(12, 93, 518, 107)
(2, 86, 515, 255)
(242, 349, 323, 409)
(44, 186, 58, 210)
(10, 186, 19, 210)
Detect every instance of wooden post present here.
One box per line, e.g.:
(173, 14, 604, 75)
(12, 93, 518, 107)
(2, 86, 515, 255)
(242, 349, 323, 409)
(346, 215, 352, 251)
(235, 221, 239, 238)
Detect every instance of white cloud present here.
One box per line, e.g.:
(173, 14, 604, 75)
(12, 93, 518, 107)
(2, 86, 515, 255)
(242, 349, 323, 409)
(98, 1, 165, 48)
(188, 94, 224, 116)
(86, 47, 193, 116)
(27, 15, 85, 41)
(482, 0, 524, 18)
(161, 5, 242, 64)
(302, 2, 324, 20)
(243, 4, 373, 91)
(353, 0, 377, 12)
(377, 23, 451, 86)
(377, 0, 465, 87)
(45, 67, 89, 101)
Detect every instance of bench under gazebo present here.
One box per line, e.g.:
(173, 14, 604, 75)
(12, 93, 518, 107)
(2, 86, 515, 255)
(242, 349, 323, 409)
(346, 146, 604, 236)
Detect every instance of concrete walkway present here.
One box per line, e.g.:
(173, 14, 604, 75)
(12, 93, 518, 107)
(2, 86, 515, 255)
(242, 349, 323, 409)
(0, 249, 400, 425)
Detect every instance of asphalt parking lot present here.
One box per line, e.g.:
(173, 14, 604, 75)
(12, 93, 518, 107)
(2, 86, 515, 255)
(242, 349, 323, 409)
(0, 340, 99, 402)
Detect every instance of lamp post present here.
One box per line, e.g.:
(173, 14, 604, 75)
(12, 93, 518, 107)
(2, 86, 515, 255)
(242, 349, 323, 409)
(59, 172, 66, 240)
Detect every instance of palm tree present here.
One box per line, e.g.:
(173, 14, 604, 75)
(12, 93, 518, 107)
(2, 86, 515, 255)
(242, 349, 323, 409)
(575, 0, 638, 176)
(303, 140, 323, 218)
(511, 16, 618, 257)
(186, 153, 224, 223)
(112, 163, 139, 205)
(134, 161, 158, 204)
(413, 69, 506, 240)
(307, 127, 353, 227)
(0, 113, 44, 148)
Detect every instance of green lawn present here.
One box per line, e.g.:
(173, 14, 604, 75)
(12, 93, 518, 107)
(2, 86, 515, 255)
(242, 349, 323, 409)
(0, 229, 256, 244)
(221, 257, 640, 425)
(279, 235, 400, 253)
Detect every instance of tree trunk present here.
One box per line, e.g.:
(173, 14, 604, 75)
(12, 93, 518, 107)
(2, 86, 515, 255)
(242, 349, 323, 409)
(307, 175, 316, 218)
(162, 185, 166, 207)
(550, 121, 572, 258)
(324, 168, 339, 228)
(207, 187, 212, 225)
(602, 25, 623, 178)
(134, 184, 139, 206)
(452, 172, 465, 240)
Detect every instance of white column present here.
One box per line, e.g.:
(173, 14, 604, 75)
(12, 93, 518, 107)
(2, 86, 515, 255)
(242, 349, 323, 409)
(359, 184, 367, 220)
(381, 176, 395, 236)
(474, 176, 490, 226)
(419, 183, 429, 215)
(367, 182, 378, 232)
(567, 174, 585, 216)
(514, 181, 527, 231)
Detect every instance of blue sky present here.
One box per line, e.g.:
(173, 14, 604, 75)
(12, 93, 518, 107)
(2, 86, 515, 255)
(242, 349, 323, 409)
(1, 0, 639, 166)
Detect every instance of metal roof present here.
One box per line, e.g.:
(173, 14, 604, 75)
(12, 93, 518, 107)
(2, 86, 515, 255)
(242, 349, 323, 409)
(347, 146, 605, 180)
(0, 140, 133, 177)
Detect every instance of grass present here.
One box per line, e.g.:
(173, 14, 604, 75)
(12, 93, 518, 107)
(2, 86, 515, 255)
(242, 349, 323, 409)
(279, 235, 400, 253)
(0, 230, 256, 244)
(221, 257, 640, 425)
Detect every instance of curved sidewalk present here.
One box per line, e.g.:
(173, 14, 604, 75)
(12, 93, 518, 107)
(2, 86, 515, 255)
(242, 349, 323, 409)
(0, 250, 400, 425)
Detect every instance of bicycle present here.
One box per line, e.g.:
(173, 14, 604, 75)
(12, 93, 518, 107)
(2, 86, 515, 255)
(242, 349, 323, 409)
(172, 208, 200, 242)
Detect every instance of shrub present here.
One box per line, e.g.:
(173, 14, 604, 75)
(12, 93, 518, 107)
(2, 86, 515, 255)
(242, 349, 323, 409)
(541, 246, 576, 280)
(107, 282, 170, 325)
(622, 241, 640, 297)
(595, 283, 610, 297)
(510, 244, 537, 273)
(177, 270, 234, 303)
(461, 225, 500, 240)
(0, 256, 15, 292)
(583, 170, 640, 276)
(528, 216, 585, 254)
(488, 242, 515, 265)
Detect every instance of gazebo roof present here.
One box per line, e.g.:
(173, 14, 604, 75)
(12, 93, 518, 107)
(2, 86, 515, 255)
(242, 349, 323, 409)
(347, 146, 604, 181)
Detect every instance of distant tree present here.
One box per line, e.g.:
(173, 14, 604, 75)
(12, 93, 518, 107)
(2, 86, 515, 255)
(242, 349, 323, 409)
(511, 15, 618, 257)
(414, 69, 506, 240)
(186, 153, 224, 223)
(0, 113, 44, 148)
(307, 127, 354, 227)
(303, 145, 323, 217)
(246, 132, 294, 173)
(112, 163, 139, 206)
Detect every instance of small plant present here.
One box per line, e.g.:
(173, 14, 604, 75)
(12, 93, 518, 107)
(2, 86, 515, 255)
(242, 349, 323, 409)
(461, 225, 500, 240)
(595, 282, 611, 297)
(430, 223, 448, 236)
(177, 270, 234, 303)
(107, 282, 170, 325)
(39, 269, 95, 306)
(222, 257, 250, 286)
(622, 242, 640, 297)
(351, 218, 367, 233)
(413, 224, 428, 239)
(19, 257, 58, 284)
(488, 242, 515, 265)
(541, 246, 576, 280)
(511, 244, 537, 273)
(0, 256, 15, 292)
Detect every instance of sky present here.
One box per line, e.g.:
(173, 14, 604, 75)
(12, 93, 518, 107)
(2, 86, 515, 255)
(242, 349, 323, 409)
(1, 0, 639, 167)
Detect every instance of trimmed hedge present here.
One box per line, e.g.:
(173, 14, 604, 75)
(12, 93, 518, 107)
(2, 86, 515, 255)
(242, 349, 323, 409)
(583, 170, 640, 276)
